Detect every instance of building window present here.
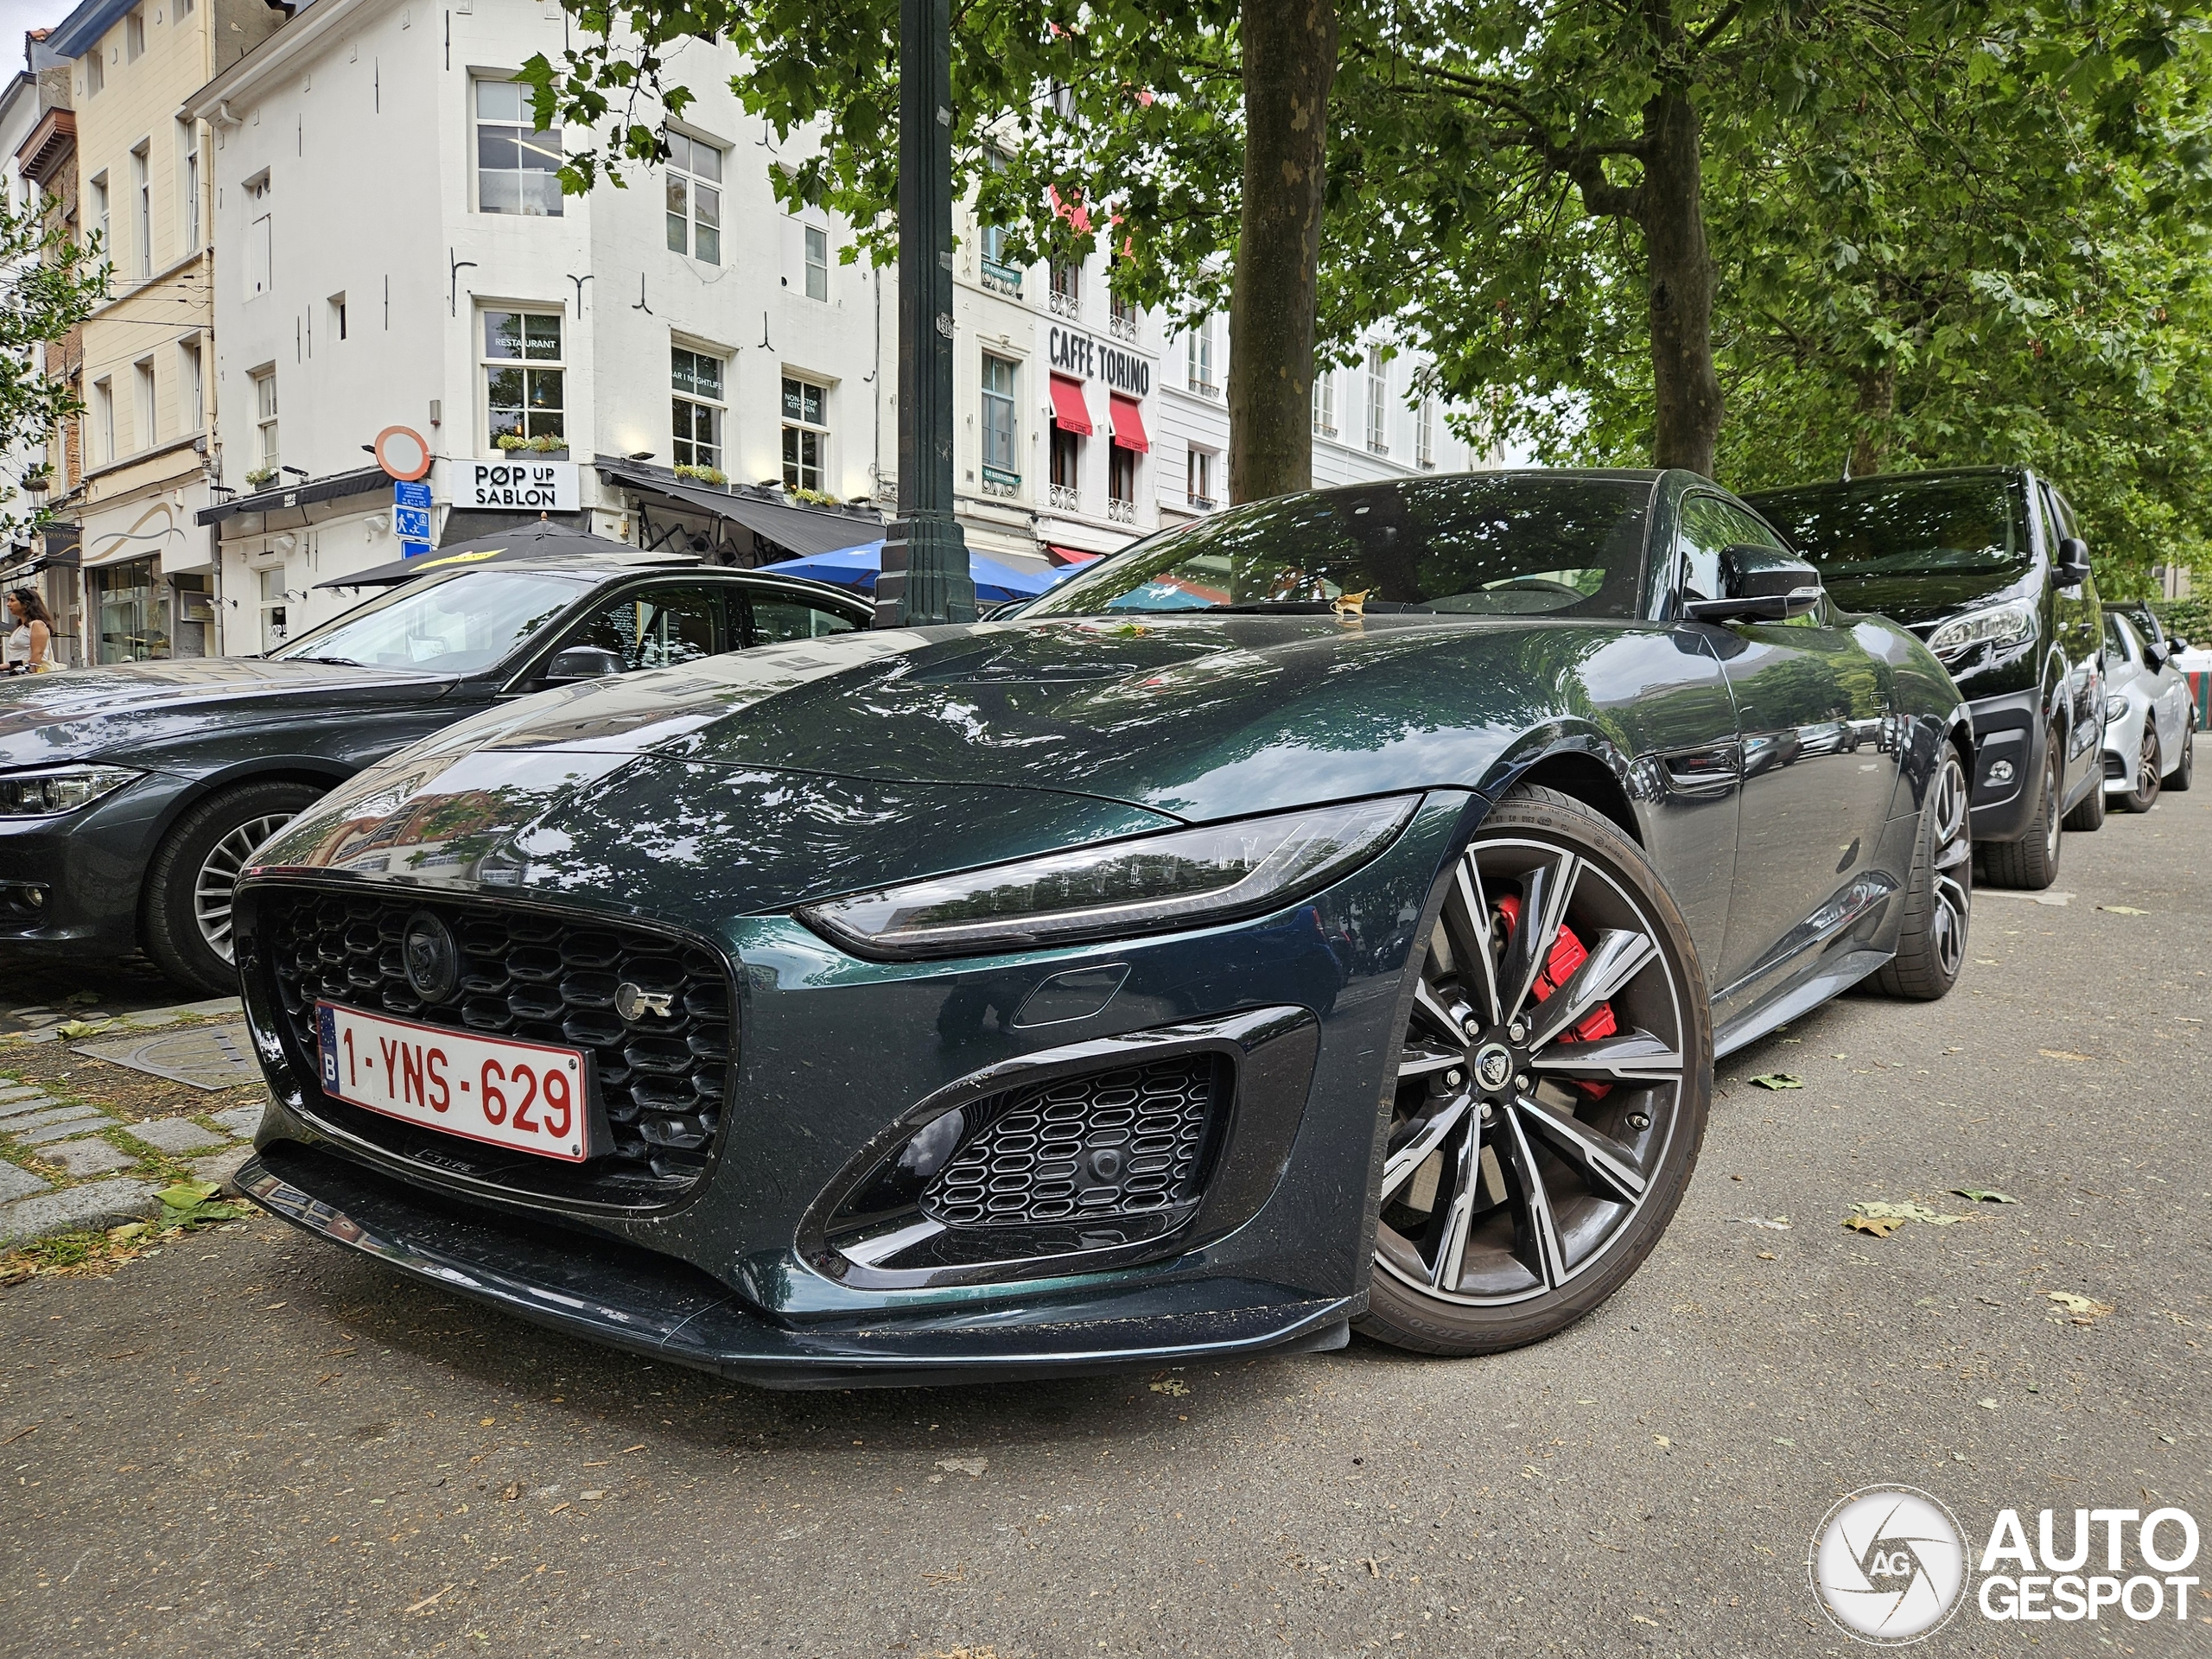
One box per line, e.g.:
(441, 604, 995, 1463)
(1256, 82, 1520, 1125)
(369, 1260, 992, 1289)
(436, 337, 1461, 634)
(130, 142, 149, 279)
(1109, 291, 1137, 342)
(780, 376, 828, 492)
(176, 118, 199, 251)
(1049, 261, 1079, 318)
(1312, 369, 1335, 438)
(663, 131, 721, 263)
(1365, 347, 1389, 454)
(329, 292, 346, 341)
(90, 173, 108, 260)
(1186, 447, 1215, 510)
(133, 357, 155, 449)
(245, 175, 270, 300)
(474, 80, 563, 217)
(1109, 443, 1135, 512)
(251, 368, 277, 473)
(178, 336, 202, 430)
(1416, 395, 1435, 467)
(86, 47, 102, 97)
(125, 9, 144, 60)
(980, 353, 1019, 490)
(93, 377, 113, 464)
(259, 567, 288, 652)
(1049, 423, 1079, 495)
(804, 225, 829, 302)
(671, 346, 725, 471)
(1186, 315, 1217, 396)
(481, 310, 563, 444)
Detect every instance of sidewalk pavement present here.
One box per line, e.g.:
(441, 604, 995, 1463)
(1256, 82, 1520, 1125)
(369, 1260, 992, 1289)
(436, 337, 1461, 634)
(0, 994, 261, 1249)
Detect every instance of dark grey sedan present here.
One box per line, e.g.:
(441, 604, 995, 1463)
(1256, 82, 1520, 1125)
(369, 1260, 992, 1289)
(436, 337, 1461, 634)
(0, 551, 868, 993)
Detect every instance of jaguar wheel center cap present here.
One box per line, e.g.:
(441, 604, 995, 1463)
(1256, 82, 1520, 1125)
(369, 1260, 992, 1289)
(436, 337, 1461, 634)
(1472, 1042, 1516, 1095)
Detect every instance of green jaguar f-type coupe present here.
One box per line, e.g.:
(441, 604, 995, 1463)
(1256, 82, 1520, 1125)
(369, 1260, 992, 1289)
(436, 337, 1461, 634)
(231, 468, 1972, 1385)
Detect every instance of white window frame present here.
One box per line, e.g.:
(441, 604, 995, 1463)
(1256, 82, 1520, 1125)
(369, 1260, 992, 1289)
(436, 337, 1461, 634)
(86, 45, 102, 97)
(89, 172, 108, 259)
(244, 174, 270, 301)
(803, 224, 829, 302)
(1186, 315, 1217, 396)
(480, 308, 565, 447)
(473, 79, 563, 218)
(781, 374, 830, 493)
(125, 9, 143, 60)
(1415, 395, 1435, 468)
(671, 343, 727, 471)
(130, 141, 149, 279)
(1312, 368, 1335, 438)
(133, 356, 155, 450)
(664, 130, 722, 264)
(176, 118, 199, 251)
(92, 376, 113, 464)
(250, 367, 277, 473)
(177, 335, 203, 432)
(980, 353, 1019, 486)
(1186, 446, 1216, 510)
(1364, 347, 1389, 454)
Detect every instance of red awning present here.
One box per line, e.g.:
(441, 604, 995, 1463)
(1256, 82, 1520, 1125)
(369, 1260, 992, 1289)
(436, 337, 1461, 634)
(1048, 375, 1093, 435)
(1046, 544, 1102, 565)
(1109, 396, 1149, 453)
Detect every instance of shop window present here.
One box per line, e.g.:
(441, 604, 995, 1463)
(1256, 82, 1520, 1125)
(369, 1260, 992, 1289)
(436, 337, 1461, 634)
(671, 346, 726, 471)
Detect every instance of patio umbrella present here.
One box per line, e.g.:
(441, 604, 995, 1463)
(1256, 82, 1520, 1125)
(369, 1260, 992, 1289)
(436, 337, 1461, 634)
(756, 543, 1071, 606)
(315, 521, 690, 589)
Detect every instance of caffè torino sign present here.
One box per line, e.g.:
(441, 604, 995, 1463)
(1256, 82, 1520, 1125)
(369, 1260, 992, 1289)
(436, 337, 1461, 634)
(462, 459, 578, 512)
(1047, 326, 1151, 397)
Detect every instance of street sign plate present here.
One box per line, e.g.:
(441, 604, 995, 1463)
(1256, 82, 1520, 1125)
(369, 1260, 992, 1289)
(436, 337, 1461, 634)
(394, 505, 431, 541)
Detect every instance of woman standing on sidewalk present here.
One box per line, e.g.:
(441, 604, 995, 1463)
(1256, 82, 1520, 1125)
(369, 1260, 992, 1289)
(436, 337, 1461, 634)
(4, 588, 55, 673)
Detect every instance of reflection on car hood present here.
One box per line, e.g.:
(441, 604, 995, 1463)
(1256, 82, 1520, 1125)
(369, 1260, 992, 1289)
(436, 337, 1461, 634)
(0, 657, 452, 767)
(357, 613, 1643, 820)
(1822, 567, 2039, 632)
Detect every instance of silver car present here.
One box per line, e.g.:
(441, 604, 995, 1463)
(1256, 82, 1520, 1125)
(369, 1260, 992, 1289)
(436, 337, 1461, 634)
(2101, 608, 2196, 810)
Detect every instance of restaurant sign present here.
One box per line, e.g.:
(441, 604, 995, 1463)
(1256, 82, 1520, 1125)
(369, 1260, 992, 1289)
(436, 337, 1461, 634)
(1047, 326, 1150, 397)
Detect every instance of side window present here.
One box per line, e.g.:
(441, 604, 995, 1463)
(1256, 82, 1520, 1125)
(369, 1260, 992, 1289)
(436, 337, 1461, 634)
(2035, 483, 2065, 556)
(2104, 613, 2134, 665)
(748, 595, 860, 645)
(561, 584, 723, 671)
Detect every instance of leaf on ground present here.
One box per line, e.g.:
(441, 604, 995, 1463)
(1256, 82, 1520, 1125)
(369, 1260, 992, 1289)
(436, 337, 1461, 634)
(1977, 1397, 2000, 1409)
(1845, 1214, 1906, 1236)
(1148, 1378, 1190, 1397)
(1748, 1073, 1803, 1090)
(2047, 1290, 2114, 1323)
(1953, 1188, 2018, 1204)
(1847, 1200, 1974, 1235)
(933, 1457, 988, 1478)
(2097, 905, 2150, 915)
(55, 1020, 112, 1039)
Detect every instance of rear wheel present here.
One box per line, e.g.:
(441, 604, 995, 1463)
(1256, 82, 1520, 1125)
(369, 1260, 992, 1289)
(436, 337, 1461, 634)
(2168, 721, 2194, 791)
(1358, 786, 1712, 1357)
(2120, 722, 2163, 812)
(1982, 731, 2062, 890)
(1872, 744, 1971, 1000)
(143, 781, 323, 995)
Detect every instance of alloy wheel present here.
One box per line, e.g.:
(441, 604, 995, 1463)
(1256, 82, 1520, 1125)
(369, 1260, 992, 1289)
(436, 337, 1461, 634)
(193, 811, 298, 963)
(1376, 834, 1691, 1308)
(2040, 749, 2061, 862)
(2137, 726, 2162, 807)
(1927, 751, 1973, 981)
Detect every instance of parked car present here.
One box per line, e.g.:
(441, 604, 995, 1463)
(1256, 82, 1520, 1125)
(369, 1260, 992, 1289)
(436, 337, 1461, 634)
(0, 552, 868, 995)
(1746, 467, 2104, 890)
(229, 468, 1972, 1383)
(2101, 606, 2196, 810)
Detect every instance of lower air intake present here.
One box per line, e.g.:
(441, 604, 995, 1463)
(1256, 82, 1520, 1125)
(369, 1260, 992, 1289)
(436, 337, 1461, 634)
(922, 1056, 1221, 1228)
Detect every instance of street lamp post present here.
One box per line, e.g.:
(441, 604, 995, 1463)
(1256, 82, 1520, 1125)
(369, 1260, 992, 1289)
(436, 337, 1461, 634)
(873, 0, 976, 626)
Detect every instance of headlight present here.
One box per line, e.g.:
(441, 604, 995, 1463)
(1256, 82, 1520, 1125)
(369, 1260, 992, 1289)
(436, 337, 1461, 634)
(1925, 600, 2036, 663)
(2104, 692, 2128, 723)
(0, 764, 143, 818)
(799, 797, 1418, 960)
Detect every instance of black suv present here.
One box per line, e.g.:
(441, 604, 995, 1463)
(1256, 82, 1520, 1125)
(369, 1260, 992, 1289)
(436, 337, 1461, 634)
(1747, 467, 2104, 889)
(0, 550, 869, 993)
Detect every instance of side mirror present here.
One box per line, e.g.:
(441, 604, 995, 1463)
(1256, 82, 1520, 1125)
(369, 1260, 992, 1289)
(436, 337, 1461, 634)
(2053, 537, 2091, 588)
(1683, 544, 1824, 625)
(541, 645, 624, 683)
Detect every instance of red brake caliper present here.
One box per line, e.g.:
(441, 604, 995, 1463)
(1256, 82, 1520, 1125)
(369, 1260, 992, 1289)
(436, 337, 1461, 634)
(1496, 894, 1615, 1098)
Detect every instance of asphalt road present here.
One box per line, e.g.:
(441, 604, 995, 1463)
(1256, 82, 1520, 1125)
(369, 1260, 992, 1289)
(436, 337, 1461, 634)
(3, 793, 2208, 1658)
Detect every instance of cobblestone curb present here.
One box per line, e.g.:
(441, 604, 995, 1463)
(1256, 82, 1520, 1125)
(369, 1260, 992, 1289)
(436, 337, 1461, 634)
(0, 995, 245, 1046)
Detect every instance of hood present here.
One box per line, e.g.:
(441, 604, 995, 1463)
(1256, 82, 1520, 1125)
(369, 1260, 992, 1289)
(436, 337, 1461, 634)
(1821, 566, 2040, 633)
(384, 613, 1643, 822)
(0, 658, 454, 769)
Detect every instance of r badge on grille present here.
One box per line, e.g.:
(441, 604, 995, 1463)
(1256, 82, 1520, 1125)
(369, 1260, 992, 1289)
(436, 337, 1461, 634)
(614, 982, 676, 1021)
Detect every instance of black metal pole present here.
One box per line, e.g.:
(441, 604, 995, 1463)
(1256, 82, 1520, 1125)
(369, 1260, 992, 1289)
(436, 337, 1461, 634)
(874, 0, 976, 626)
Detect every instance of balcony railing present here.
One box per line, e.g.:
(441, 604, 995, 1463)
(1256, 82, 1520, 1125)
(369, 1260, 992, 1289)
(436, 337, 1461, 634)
(1369, 441, 1390, 456)
(1049, 288, 1081, 319)
(1109, 311, 1139, 342)
(1186, 492, 1217, 511)
(980, 259, 1024, 297)
(1107, 497, 1135, 524)
(1049, 483, 1081, 512)
(1313, 423, 1338, 439)
(981, 465, 1020, 499)
(1187, 376, 1219, 399)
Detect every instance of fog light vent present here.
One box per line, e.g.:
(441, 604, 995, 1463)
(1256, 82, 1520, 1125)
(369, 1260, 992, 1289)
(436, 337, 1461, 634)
(923, 1056, 1220, 1228)
(1985, 759, 2016, 786)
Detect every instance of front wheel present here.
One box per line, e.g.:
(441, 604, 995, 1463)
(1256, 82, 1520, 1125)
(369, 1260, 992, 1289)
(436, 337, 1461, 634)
(143, 780, 324, 995)
(2120, 723, 2162, 812)
(1357, 786, 1713, 1357)
(1872, 743, 1971, 1000)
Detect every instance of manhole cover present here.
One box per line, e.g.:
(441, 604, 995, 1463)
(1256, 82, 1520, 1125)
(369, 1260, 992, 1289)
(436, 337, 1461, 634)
(73, 1022, 261, 1091)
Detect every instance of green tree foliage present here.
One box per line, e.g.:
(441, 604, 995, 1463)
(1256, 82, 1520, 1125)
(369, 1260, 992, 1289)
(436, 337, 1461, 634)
(0, 191, 105, 539)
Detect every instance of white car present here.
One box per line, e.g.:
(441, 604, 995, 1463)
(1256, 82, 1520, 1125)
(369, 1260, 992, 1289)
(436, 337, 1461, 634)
(2101, 607, 2196, 810)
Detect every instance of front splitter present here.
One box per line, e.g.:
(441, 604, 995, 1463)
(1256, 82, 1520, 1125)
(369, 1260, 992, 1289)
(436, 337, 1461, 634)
(235, 1145, 1355, 1389)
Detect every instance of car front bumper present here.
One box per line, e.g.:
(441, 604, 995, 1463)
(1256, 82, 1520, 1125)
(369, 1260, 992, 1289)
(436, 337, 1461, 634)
(234, 791, 1477, 1386)
(1962, 687, 2044, 843)
(0, 771, 184, 957)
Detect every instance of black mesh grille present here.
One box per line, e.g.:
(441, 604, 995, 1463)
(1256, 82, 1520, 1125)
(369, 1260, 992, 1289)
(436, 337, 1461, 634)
(251, 887, 733, 1205)
(2104, 751, 2127, 780)
(922, 1057, 1220, 1228)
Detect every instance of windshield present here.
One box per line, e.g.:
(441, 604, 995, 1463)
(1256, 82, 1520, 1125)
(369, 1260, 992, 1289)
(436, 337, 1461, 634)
(1022, 474, 1655, 619)
(270, 569, 593, 674)
(1749, 474, 2027, 579)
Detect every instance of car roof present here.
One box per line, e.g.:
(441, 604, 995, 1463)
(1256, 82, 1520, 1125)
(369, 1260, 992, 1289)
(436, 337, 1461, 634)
(433, 553, 870, 613)
(1744, 465, 2031, 498)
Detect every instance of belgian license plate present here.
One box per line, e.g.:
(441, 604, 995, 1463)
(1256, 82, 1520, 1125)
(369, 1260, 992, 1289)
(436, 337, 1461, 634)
(315, 1001, 594, 1163)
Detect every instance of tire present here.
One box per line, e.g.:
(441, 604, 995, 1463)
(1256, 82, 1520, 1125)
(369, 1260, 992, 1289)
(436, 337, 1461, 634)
(143, 781, 324, 995)
(2168, 721, 2194, 791)
(2062, 752, 2106, 831)
(1357, 785, 1713, 1357)
(1872, 743, 1971, 1001)
(1981, 730, 2062, 890)
(2119, 721, 2162, 813)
